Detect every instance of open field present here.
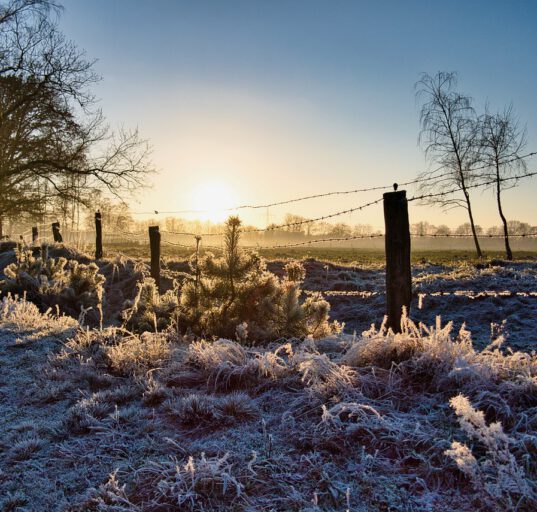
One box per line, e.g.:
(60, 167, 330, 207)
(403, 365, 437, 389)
(101, 241, 537, 265)
(2, 1, 536, 509)
(1, 243, 537, 510)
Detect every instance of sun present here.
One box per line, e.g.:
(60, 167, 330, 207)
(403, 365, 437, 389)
(191, 181, 237, 223)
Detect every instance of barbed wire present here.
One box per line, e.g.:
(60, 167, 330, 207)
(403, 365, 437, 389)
(253, 231, 537, 249)
(161, 229, 212, 237)
(12, 161, 534, 248)
(257, 234, 385, 249)
(111, 230, 146, 238)
(150, 196, 385, 237)
(94, 228, 537, 252)
(242, 197, 385, 234)
(408, 170, 537, 203)
(414, 150, 537, 182)
(129, 150, 537, 215)
(161, 239, 193, 248)
(10, 226, 537, 251)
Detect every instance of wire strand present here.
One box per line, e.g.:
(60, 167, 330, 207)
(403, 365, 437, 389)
(129, 150, 537, 215)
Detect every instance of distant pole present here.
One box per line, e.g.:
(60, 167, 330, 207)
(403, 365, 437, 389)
(95, 211, 103, 259)
(194, 236, 202, 305)
(383, 188, 411, 332)
(149, 225, 161, 291)
(32, 226, 38, 244)
(52, 221, 63, 243)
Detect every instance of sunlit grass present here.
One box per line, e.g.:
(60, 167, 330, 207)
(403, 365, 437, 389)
(102, 242, 537, 265)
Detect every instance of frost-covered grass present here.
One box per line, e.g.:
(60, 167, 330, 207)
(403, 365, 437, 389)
(0, 294, 77, 336)
(295, 258, 537, 351)
(1, 297, 536, 511)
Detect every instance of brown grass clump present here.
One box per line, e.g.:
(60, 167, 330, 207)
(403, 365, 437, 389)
(105, 331, 174, 376)
(164, 392, 259, 428)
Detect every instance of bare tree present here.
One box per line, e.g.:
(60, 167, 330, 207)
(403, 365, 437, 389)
(283, 214, 310, 234)
(478, 106, 527, 260)
(455, 222, 483, 236)
(0, 0, 151, 231)
(415, 72, 483, 257)
(411, 221, 435, 236)
(435, 224, 451, 236)
(352, 224, 373, 236)
(83, 192, 133, 232)
(329, 222, 352, 237)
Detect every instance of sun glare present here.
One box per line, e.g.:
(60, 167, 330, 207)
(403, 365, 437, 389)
(191, 181, 237, 223)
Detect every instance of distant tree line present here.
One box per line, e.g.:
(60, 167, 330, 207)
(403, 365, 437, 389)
(410, 220, 536, 237)
(6, 194, 535, 244)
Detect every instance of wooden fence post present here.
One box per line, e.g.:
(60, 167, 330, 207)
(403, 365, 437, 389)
(383, 189, 411, 332)
(95, 211, 103, 259)
(52, 221, 63, 243)
(32, 226, 38, 244)
(149, 225, 161, 290)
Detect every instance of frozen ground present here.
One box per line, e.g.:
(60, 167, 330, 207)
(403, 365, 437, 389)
(1, 300, 537, 510)
(1, 248, 537, 510)
(269, 258, 537, 352)
(1, 244, 536, 351)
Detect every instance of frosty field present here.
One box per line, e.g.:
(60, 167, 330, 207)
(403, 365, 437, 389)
(1, 248, 536, 510)
(2, 0, 537, 509)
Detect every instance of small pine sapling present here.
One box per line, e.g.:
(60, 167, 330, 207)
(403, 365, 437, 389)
(177, 216, 340, 343)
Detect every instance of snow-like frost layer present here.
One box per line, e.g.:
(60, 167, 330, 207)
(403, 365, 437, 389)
(1, 297, 536, 511)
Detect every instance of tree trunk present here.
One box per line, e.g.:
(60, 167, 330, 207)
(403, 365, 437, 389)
(451, 137, 482, 258)
(495, 165, 512, 260)
(463, 189, 483, 258)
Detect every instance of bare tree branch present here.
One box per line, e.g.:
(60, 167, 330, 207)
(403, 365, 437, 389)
(415, 71, 483, 257)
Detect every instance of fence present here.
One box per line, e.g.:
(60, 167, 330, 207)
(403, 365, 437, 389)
(6, 152, 537, 332)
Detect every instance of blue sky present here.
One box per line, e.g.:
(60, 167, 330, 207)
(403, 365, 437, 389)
(60, 0, 537, 228)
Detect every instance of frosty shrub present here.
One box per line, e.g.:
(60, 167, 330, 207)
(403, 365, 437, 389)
(0, 294, 77, 335)
(343, 311, 537, 401)
(445, 395, 536, 510)
(294, 349, 356, 396)
(177, 216, 340, 343)
(0, 246, 105, 325)
(121, 277, 179, 332)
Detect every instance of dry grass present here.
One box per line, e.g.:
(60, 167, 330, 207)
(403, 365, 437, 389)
(1, 296, 537, 510)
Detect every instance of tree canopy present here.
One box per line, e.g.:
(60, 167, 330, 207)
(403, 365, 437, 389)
(0, 0, 151, 228)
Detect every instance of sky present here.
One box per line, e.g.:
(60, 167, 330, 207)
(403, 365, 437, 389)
(60, 0, 537, 229)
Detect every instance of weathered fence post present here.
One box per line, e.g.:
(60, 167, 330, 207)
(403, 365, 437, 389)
(383, 188, 411, 332)
(149, 225, 161, 290)
(95, 211, 103, 260)
(52, 221, 63, 243)
(32, 226, 38, 244)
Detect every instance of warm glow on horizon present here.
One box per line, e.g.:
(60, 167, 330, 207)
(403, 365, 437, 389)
(60, 1, 537, 229)
(190, 181, 237, 223)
